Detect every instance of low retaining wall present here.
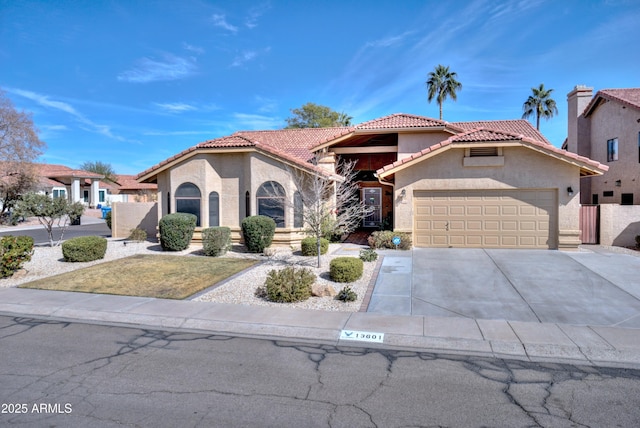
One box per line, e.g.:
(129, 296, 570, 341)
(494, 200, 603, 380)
(112, 202, 158, 240)
(600, 204, 640, 247)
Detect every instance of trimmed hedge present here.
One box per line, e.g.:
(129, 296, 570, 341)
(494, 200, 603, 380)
(300, 237, 329, 256)
(159, 213, 197, 251)
(330, 257, 364, 283)
(264, 266, 315, 303)
(1, 235, 34, 278)
(62, 236, 107, 262)
(203, 226, 231, 257)
(367, 230, 412, 250)
(241, 215, 276, 253)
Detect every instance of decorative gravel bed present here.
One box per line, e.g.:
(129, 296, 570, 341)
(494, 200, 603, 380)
(1, 239, 379, 313)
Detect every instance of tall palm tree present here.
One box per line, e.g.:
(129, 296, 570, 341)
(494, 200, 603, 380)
(425, 64, 462, 120)
(522, 83, 558, 130)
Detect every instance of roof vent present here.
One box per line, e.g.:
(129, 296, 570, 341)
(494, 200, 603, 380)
(469, 147, 498, 157)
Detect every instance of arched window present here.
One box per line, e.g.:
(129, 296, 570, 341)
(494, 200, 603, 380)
(209, 191, 219, 227)
(175, 182, 201, 226)
(257, 181, 285, 227)
(294, 191, 303, 228)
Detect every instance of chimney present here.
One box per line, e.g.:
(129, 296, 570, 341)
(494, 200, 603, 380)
(566, 85, 593, 154)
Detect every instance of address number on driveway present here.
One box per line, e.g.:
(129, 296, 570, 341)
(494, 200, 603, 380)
(339, 330, 384, 343)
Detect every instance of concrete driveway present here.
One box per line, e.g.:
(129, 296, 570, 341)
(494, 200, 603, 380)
(367, 247, 640, 328)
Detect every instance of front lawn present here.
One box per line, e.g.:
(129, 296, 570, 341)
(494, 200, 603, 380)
(18, 254, 259, 299)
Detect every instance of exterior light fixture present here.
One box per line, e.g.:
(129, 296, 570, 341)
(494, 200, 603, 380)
(400, 189, 406, 198)
(567, 186, 574, 196)
(615, 180, 622, 187)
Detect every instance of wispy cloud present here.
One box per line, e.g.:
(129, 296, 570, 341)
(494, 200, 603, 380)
(231, 50, 257, 67)
(118, 53, 197, 83)
(8, 88, 129, 141)
(255, 95, 278, 113)
(245, 3, 271, 28)
(211, 14, 238, 33)
(233, 113, 281, 129)
(154, 102, 197, 113)
(365, 31, 414, 48)
(143, 130, 211, 136)
(183, 42, 205, 55)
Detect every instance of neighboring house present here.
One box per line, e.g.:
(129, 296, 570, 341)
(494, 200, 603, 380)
(100, 175, 158, 204)
(137, 113, 607, 250)
(36, 164, 157, 207)
(36, 163, 104, 207)
(565, 86, 640, 205)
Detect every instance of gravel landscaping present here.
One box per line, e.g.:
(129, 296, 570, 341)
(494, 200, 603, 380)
(1, 238, 379, 312)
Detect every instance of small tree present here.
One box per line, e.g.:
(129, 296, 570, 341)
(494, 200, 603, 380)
(266, 155, 372, 267)
(13, 192, 85, 247)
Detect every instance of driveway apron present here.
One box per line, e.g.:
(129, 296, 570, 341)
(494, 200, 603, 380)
(367, 247, 640, 327)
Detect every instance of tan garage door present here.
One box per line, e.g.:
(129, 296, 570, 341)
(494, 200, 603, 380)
(414, 189, 557, 249)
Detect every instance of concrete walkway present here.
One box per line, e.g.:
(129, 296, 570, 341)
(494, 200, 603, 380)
(1, 285, 639, 369)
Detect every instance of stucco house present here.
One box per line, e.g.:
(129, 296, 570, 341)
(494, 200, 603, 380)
(35, 164, 158, 207)
(137, 113, 607, 250)
(565, 86, 640, 205)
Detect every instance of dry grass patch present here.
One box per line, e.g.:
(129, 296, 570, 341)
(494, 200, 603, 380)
(18, 254, 259, 299)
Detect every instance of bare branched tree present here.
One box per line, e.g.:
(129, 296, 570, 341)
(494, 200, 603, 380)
(0, 89, 46, 215)
(265, 154, 373, 267)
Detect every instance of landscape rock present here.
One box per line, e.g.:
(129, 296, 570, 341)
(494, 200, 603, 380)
(312, 283, 337, 297)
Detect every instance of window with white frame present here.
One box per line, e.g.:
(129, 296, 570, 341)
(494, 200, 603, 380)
(52, 188, 66, 199)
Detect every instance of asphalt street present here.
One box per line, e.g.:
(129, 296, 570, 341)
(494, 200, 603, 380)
(1, 315, 639, 427)
(0, 222, 111, 246)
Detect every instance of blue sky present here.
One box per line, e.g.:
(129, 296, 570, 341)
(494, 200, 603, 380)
(2, 0, 639, 175)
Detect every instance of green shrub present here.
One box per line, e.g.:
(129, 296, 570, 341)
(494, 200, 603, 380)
(159, 213, 197, 251)
(0, 235, 34, 278)
(330, 257, 364, 283)
(301, 237, 329, 256)
(62, 236, 107, 262)
(127, 228, 147, 242)
(105, 210, 112, 229)
(202, 226, 231, 257)
(367, 230, 412, 250)
(263, 266, 315, 303)
(241, 215, 276, 253)
(359, 248, 378, 262)
(337, 286, 357, 302)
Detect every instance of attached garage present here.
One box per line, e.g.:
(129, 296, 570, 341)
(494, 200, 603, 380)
(414, 189, 558, 249)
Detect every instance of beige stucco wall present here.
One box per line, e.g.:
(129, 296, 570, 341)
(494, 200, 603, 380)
(112, 202, 158, 240)
(599, 204, 640, 247)
(393, 146, 582, 249)
(584, 99, 640, 204)
(397, 131, 451, 161)
(151, 150, 306, 246)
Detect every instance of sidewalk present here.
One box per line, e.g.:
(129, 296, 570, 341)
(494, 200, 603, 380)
(1, 286, 639, 369)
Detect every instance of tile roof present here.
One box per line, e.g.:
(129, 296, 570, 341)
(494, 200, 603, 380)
(136, 113, 555, 180)
(355, 113, 447, 130)
(35, 163, 104, 179)
(113, 175, 157, 191)
(452, 119, 551, 144)
(376, 128, 608, 176)
(584, 88, 640, 116)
